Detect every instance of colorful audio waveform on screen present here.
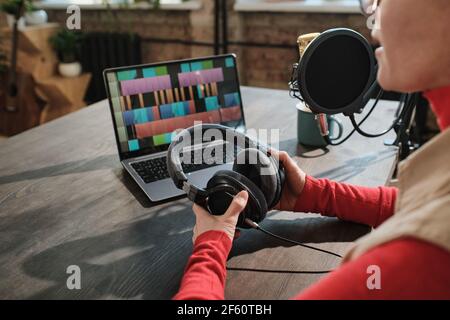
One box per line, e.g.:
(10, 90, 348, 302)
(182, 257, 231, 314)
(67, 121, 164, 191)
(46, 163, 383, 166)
(107, 57, 242, 153)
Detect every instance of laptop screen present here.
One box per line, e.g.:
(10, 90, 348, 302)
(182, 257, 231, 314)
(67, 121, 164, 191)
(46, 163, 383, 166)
(104, 54, 245, 160)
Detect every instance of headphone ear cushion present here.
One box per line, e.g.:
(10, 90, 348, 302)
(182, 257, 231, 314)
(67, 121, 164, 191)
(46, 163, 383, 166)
(276, 163, 285, 204)
(268, 152, 284, 208)
(207, 170, 268, 227)
(233, 149, 279, 209)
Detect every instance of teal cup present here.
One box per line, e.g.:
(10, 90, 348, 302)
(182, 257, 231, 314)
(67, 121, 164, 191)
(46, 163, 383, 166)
(296, 102, 343, 147)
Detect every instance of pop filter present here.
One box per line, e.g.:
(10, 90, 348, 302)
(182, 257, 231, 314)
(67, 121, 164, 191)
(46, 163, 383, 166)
(297, 28, 377, 115)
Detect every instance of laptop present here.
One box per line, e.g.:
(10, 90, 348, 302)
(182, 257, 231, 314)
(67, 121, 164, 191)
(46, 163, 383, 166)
(103, 54, 246, 201)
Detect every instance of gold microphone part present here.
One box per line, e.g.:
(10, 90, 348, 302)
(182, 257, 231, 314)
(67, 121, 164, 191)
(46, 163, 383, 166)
(297, 32, 321, 57)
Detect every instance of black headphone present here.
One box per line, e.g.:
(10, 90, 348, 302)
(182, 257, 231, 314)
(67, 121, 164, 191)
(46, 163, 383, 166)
(167, 124, 285, 228)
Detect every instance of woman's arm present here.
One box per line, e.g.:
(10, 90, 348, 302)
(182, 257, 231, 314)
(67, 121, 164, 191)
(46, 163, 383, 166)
(174, 234, 450, 300)
(295, 176, 398, 228)
(273, 151, 398, 228)
(174, 191, 248, 300)
(174, 152, 399, 300)
(173, 231, 231, 300)
(294, 237, 450, 299)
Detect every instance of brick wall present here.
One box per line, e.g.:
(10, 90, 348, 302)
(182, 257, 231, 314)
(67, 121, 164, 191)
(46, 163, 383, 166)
(45, 8, 193, 63)
(43, 0, 369, 90)
(229, 11, 369, 89)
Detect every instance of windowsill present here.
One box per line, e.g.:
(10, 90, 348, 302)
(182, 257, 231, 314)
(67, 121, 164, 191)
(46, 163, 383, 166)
(34, 0, 202, 11)
(234, 0, 361, 14)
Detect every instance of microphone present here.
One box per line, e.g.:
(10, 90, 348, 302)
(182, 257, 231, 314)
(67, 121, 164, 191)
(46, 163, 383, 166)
(290, 28, 380, 116)
(290, 28, 416, 154)
(297, 32, 321, 57)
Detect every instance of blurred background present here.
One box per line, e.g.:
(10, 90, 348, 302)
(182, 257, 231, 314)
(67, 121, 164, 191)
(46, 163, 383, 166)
(0, 0, 438, 139)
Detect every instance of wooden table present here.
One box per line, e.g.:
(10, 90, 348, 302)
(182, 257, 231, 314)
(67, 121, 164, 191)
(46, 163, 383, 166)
(0, 87, 398, 299)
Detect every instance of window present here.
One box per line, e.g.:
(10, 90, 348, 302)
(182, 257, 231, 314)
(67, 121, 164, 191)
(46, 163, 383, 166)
(36, 0, 200, 10)
(234, 0, 361, 13)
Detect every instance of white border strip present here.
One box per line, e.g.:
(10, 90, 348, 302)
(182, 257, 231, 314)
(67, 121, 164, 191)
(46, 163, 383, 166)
(234, 0, 361, 14)
(34, 0, 202, 11)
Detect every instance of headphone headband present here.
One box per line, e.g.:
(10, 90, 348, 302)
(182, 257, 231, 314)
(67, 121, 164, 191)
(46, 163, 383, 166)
(167, 124, 264, 203)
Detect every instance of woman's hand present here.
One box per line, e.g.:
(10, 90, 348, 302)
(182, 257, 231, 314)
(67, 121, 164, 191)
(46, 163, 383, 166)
(192, 191, 248, 243)
(271, 150, 307, 212)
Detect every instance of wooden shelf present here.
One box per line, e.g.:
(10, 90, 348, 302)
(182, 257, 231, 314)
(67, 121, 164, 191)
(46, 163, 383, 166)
(0, 23, 92, 135)
(36, 73, 92, 123)
(2, 23, 59, 80)
(2, 23, 59, 53)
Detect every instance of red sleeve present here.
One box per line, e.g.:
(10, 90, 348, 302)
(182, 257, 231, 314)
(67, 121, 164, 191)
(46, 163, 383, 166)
(294, 238, 450, 299)
(174, 232, 450, 300)
(295, 176, 398, 227)
(173, 230, 231, 300)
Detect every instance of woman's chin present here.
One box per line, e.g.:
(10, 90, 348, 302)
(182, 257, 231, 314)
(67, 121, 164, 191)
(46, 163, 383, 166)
(375, 50, 391, 89)
(378, 72, 417, 94)
(376, 52, 424, 93)
(377, 63, 405, 92)
(376, 66, 394, 91)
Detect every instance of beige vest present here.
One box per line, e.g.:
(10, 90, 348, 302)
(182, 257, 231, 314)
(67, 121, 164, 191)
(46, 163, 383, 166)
(344, 128, 450, 262)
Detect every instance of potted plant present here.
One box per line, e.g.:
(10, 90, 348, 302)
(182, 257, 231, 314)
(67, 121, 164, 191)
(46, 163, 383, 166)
(50, 29, 83, 78)
(0, 0, 33, 29)
(25, 7, 48, 26)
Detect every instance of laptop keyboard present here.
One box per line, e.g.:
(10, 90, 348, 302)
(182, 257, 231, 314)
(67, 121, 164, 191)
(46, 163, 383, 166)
(130, 147, 237, 184)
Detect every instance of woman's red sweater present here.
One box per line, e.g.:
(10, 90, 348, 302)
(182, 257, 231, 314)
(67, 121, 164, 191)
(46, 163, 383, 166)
(173, 87, 450, 300)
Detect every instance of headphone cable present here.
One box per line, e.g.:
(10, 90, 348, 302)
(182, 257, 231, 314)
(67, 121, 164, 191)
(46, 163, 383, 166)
(226, 266, 331, 274)
(349, 93, 413, 138)
(227, 219, 341, 274)
(244, 218, 342, 259)
(326, 88, 385, 146)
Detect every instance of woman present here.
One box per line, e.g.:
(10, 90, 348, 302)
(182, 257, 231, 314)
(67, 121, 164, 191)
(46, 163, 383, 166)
(174, 0, 450, 299)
